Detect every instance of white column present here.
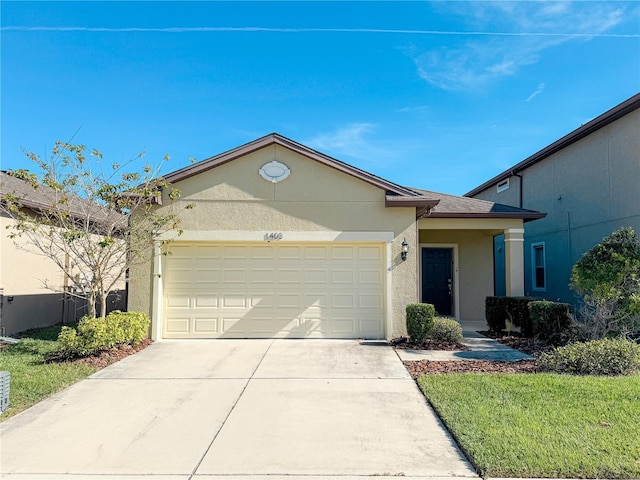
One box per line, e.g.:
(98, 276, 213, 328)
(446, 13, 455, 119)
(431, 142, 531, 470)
(504, 229, 525, 296)
(151, 241, 163, 341)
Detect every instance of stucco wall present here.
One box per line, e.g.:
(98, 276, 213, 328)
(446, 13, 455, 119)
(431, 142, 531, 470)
(0, 213, 68, 334)
(471, 109, 640, 305)
(129, 144, 418, 338)
(418, 229, 494, 321)
(1, 213, 128, 334)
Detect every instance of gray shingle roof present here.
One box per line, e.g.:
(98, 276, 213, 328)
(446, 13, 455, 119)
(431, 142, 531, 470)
(408, 187, 545, 221)
(0, 171, 125, 226)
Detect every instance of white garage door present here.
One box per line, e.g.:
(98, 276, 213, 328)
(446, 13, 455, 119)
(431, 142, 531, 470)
(162, 243, 385, 339)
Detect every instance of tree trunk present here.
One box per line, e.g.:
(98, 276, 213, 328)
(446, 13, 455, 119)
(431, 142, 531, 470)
(99, 291, 108, 319)
(86, 291, 97, 319)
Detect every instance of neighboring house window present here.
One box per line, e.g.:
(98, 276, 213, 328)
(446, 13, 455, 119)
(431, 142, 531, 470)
(531, 242, 546, 291)
(496, 179, 509, 193)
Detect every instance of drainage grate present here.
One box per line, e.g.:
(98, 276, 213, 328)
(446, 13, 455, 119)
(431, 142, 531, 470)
(0, 371, 9, 413)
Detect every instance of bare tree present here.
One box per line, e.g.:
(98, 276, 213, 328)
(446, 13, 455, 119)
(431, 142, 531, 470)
(0, 142, 193, 318)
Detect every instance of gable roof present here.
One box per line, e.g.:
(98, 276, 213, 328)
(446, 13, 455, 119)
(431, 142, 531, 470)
(161, 133, 544, 221)
(165, 132, 420, 197)
(410, 187, 546, 222)
(163, 132, 443, 218)
(465, 92, 640, 197)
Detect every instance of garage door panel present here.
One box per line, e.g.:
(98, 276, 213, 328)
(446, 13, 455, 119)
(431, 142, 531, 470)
(223, 269, 246, 283)
(278, 246, 302, 259)
(332, 270, 355, 284)
(278, 269, 301, 284)
(304, 245, 329, 259)
(193, 318, 218, 333)
(165, 317, 191, 334)
(165, 268, 192, 286)
(251, 269, 275, 284)
(163, 243, 385, 339)
(224, 245, 248, 258)
(332, 246, 355, 260)
(304, 269, 328, 284)
(194, 245, 220, 259)
(222, 295, 247, 308)
(166, 294, 191, 308)
(331, 294, 355, 308)
(359, 294, 383, 308)
(331, 318, 356, 334)
(359, 270, 382, 284)
(194, 295, 218, 308)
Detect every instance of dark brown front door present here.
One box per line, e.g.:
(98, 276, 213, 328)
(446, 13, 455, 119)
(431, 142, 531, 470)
(422, 248, 453, 316)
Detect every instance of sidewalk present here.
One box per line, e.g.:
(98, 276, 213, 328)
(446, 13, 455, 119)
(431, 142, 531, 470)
(395, 323, 532, 362)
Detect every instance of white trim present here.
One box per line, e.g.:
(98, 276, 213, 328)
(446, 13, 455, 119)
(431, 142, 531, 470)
(497, 178, 510, 193)
(151, 241, 163, 341)
(531, 241, 547, 292)
(385, 242, 393, 341)
(259, 160, 291, 183)
(419, 243, 460, 320)
(157, 230, 395, 243)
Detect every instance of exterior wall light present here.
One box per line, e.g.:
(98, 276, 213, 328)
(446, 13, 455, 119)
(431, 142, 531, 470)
(401, 238, 409, 261)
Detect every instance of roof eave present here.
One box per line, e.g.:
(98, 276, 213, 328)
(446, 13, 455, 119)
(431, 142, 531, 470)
(385, 196, 440, 218)
(423, 212, 547, 222)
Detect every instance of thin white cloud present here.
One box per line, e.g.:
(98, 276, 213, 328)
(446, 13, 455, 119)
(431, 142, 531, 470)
(525, 83, 546, 102)
(306, 123, 378, 160)
(304, 123, 428, 172)
(1, 26, 637, 37)
(412, 2, 632, 92)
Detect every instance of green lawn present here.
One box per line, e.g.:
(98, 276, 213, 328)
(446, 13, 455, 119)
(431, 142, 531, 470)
(418, 373, 640, 478)
(0, 325, 96, 421)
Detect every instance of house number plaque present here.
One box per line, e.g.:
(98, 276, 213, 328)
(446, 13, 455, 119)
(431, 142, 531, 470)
(264, 232, 283, 241)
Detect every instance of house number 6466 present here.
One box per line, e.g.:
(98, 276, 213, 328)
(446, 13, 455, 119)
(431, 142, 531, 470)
(264, 232, 283, 241)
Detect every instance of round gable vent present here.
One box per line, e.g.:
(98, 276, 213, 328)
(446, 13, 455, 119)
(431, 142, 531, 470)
(259, 161, 290, 183)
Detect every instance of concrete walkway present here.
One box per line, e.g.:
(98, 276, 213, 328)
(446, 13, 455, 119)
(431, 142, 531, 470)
(1, 339, 478, 480)
(395, 328, 532, 362)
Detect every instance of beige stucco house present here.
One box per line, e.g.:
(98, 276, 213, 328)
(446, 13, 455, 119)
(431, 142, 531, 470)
(129, 134, 544, 340)
(467, 93, 640, 307)
(0, 172, 126, 335)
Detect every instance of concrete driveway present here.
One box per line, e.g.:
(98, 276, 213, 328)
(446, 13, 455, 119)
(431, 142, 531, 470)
(1, 340, 477, 480)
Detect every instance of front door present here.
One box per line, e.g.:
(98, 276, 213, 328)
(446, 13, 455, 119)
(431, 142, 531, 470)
(422, 248, 453, 316)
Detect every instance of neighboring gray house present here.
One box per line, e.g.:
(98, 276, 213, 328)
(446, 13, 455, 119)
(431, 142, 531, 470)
(466, 93, 640, 307)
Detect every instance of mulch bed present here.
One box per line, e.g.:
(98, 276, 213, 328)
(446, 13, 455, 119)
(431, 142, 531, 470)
(45, 339, 153, 369)
(404, 359, 539, 377)
(478, 331, 555, 356)
(400, 331, 553, 376)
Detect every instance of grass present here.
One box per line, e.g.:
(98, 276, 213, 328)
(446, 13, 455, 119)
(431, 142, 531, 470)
(418, 373, 640, 478)
(0, 325, 97, 421)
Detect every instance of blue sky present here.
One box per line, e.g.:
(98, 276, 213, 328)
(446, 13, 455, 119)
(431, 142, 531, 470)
(2, 1, 639, 195)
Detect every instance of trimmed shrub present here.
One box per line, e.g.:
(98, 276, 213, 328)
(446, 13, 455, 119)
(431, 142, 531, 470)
(485, 296, 506, 332)
(504, 297, 536, 336)
(430, 317, 463, 343)
(530, 300, 573, 345)
(58, 310, 150, 357)
(485, 296, 536, 335)
(406, 303, 435, 343)
(539, 338, 640, 376)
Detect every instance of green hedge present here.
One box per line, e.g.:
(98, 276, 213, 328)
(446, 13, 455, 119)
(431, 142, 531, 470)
(539, 338, 640, 376)
(430, 317, 463, 343)
(530, 300, 573, 345)
(58, 311, 150, 357)
(485, 296, 536, 335)
(485, 296, 506, 332)
(406, 303, 435, 343)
